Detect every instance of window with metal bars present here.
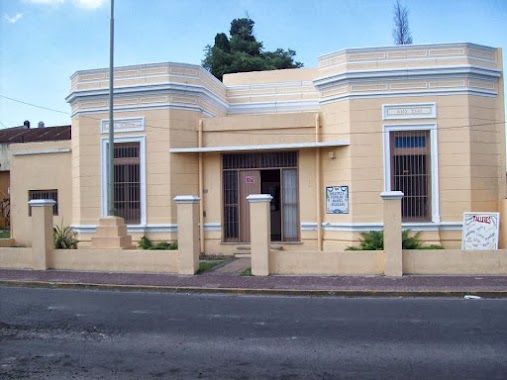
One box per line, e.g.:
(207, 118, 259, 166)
(28, 189, 58, 216)
(390, 131, 431, 221)
(113, 142, 141, 224)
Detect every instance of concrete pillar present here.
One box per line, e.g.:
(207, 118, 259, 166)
(247, 194, 272, 276)
(498, 199, 507, 249)
(174, 195, 200, 275)
(28, 199, 56, 270)
(381, 191, 404, 277)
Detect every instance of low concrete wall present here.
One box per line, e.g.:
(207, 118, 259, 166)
(49, 249, 179, 273)
(270, 250, 384, 275)
(0, 247, 32, 269)
(403, 249, 507, 275)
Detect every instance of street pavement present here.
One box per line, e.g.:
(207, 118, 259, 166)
(1, 259, 507, 297)
(2, 286, 507, 379)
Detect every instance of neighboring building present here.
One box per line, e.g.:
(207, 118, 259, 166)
(0, 123, 70, 232)
(11, 42, 506, 253)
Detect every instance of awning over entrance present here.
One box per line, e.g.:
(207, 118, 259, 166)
(169, 141, 349, 153)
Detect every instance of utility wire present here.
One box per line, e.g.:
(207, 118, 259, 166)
(2, 93, 506, 138)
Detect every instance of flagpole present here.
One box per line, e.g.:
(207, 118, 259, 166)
(107, 0, 115, 216)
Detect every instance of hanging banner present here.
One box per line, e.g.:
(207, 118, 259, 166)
(461, 212, 500, 250)
(326, 186, 349, 214)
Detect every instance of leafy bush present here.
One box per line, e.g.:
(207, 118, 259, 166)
(54, 223, 78, 249)
(346, 229, 443, 250)
(402, 230, 422, 249)
(138, 236, 177, 250)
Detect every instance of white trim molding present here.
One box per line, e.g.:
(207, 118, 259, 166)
(382, 123, 440, 223)
(301, 222, 319, 231)
(13, 148, 71, 156)
(204, 223, 221, 232)
(321, 222, 462, 232)
(101, 135, 147, 226)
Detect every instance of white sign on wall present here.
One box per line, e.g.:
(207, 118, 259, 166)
(326, 186, 349, 214)
(461, 212, 500, 250)
(101, 117, 145, 134)
(383, 103, 437, 120)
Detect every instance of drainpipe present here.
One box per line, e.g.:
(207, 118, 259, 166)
(315, 114, 322, 252)
(198, 120, 204, 254)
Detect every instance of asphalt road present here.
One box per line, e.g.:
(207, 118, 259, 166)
(1, 286, 507, 379)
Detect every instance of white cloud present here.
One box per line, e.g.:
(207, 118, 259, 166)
(25, 0, 106, 10)
(73, 0, 106, 10)
(4, 13, 24, 24)
(26, 0, 65, 5)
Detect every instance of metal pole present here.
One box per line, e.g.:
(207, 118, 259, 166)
(107, 0, 115, 216)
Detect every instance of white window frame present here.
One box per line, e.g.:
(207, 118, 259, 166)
(101, 136, 147, 226)
(383, 123, 440, 224)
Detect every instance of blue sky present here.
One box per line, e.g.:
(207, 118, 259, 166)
(1, 0, 506, 128)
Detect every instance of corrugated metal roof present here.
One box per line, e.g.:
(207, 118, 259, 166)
(0, 125, 71, 144)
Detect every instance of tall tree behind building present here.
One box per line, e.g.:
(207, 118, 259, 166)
(392, 0, 413, 45)
(202, 18, 303, 81)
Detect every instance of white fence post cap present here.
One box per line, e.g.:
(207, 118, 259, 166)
(28, 199, 56, 207)
(247, 194, 273, 203)
(380, 191, 404, 200)
(174, 195, 200, 204)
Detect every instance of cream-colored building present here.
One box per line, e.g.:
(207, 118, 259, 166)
(11, 42, 506, 253)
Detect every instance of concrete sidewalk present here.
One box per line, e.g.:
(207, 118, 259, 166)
(1, 268, 507, 297)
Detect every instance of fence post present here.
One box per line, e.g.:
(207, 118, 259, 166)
(380, 191, 404, 277)
(28, 199, 56, 270)
(247, 194, 272, 276)
(174, 195, 200, 275)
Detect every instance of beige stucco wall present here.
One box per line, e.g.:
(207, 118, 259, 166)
(270, 250, 384, 275)
(50, 249, 178, 273)
(0, 247, 32, 269)
(404, 249, 507, 275)
(11, 140, 72, 247)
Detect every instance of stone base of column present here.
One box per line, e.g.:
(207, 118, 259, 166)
(91, 217, 133, 249)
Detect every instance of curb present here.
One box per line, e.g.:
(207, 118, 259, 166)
(2, 280, 507, 298)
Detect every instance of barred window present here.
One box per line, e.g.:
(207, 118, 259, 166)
(113, 142, 141, 224)
(28, 189, 58, 216)
(390, 131, 431, 221)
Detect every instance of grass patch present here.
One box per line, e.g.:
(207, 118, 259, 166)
(0, 230, 10, 239)
(197, 260, 225, 274)
(240, 267, 252, 276)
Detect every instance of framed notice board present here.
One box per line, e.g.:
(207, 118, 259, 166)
(461, 212, 500, 250)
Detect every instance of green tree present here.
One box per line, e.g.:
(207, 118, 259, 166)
(202, 18, 303, 81)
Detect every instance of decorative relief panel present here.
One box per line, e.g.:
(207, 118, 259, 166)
(382, 103, 436, 120)
(101, 117, 145, 134)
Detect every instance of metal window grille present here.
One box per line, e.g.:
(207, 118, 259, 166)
(223, 171, 239, 240)
(28, 189, 58, 216)
(390, 131, 431, 221)
(223, 152, 298, 170)
(113, 142, 141, 224)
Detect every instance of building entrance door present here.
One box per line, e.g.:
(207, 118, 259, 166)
(223, 152, 299, 243)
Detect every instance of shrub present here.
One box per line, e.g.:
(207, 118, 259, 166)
(54, 223, 78, 249)
(402, 229, 422, 249)
(138, 236, 177, 250)
(346, 229, 442, 250)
